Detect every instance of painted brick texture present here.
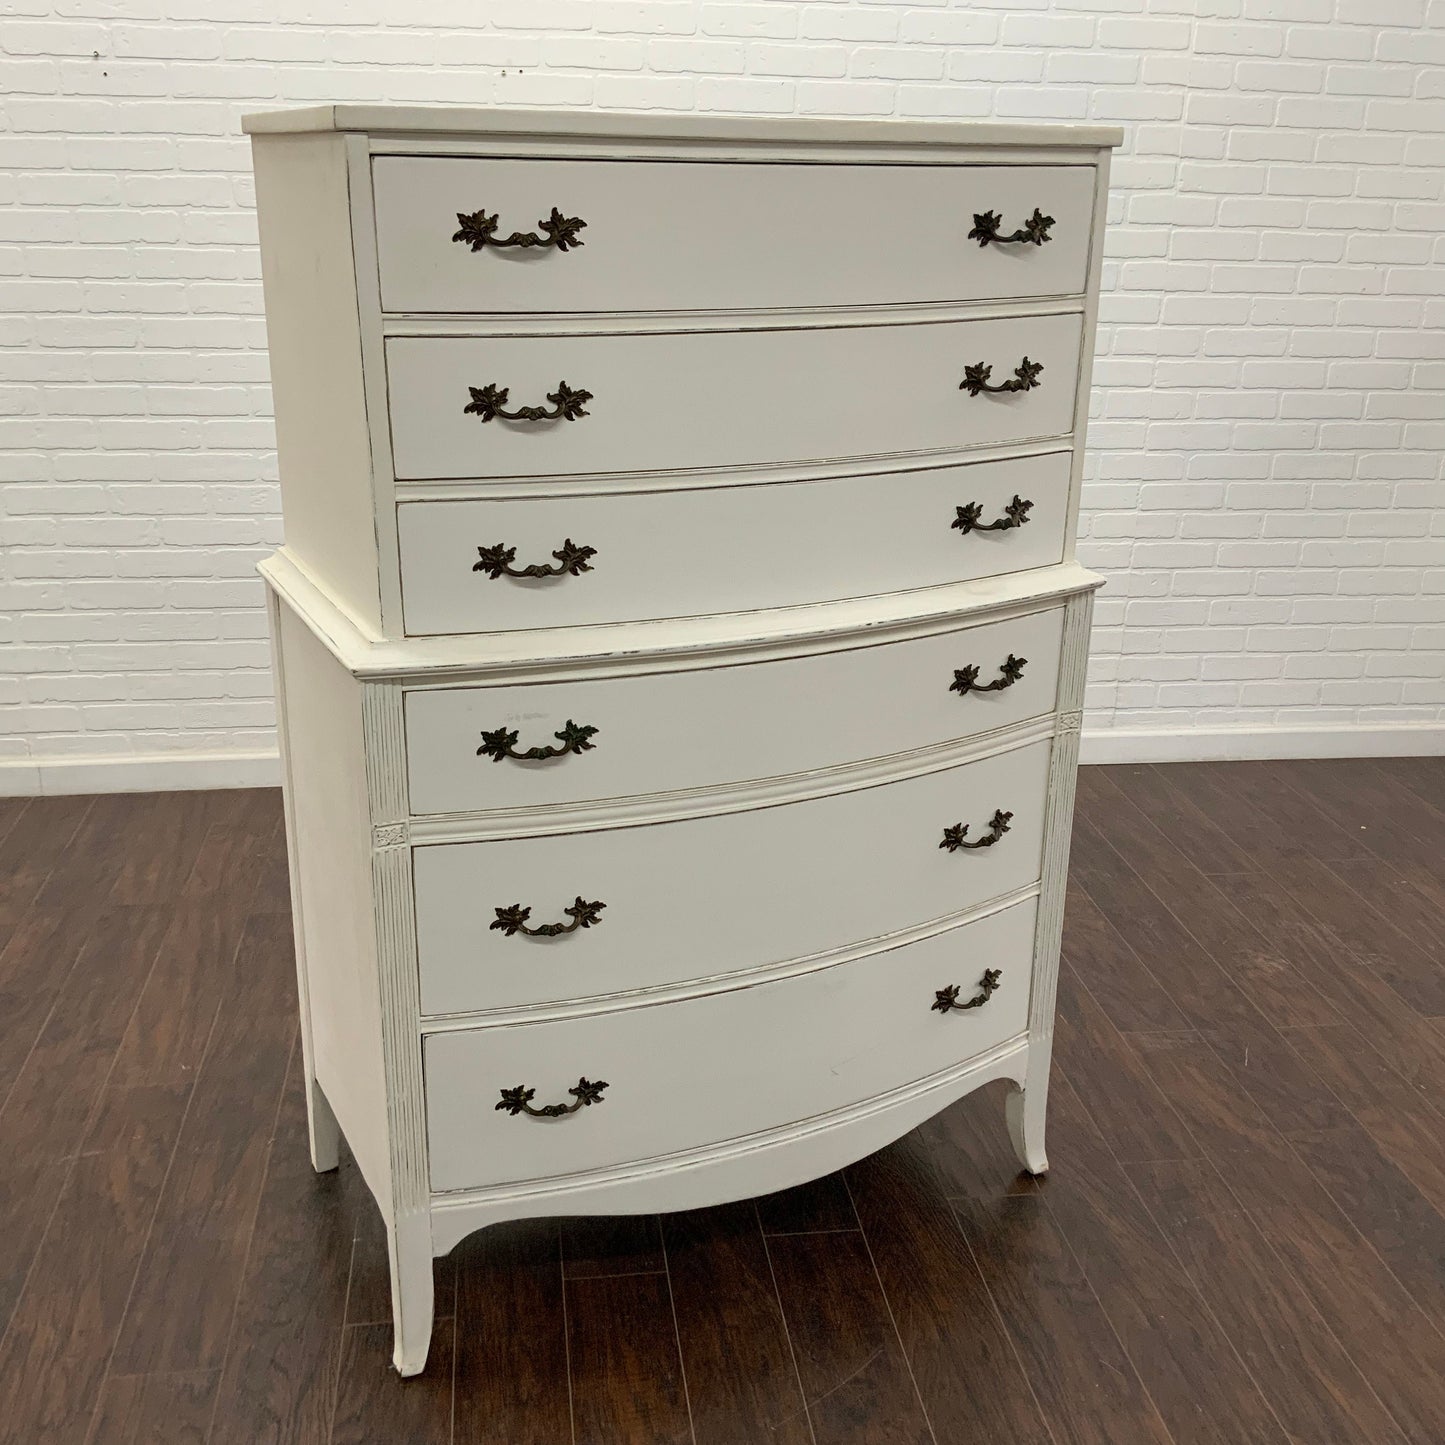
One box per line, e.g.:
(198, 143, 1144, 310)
(2, 1, 1443, 781)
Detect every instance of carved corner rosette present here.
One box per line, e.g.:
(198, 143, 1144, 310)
(372, 821, 410, 849)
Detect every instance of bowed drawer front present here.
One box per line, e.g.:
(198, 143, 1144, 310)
(372, 157, 1097, 314)
(403, 606, 1065, 816)
(397, 451, 1072, 636)
(424, 896, 1038, 1192)
(385, 313, 1083, 480)
(413, 738, 1052, 1016)
(248, 104, 1115, 1381)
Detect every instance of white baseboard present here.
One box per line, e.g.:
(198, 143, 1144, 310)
(2, 723, 1441, 797)
(0, 750, 283, 797)
(1079, 721, 1445, 765)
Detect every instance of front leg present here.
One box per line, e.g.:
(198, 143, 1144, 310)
(388, 1209, 436, 1377)
(1005, 1079, 1049, 1176)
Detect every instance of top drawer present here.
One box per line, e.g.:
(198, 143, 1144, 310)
(372, 158, 1097, 315)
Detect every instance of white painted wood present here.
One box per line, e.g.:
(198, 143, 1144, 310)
(414, 740, 1051, 1016)
(404, 609, 1063, 817)
(384, 313, 1084, 481)
(373, 158, 1096, 315)
(397, 451, 1072, 636)
(424, 896, 1037, 1192)
(267, 588, 341, 1174)
(1063, 150, 1113, 561)
(251, 107, 1115, 1378)
(1013, 591, 1093, 1177)
(250, 133, 383, 634)
(263, 546, 1100, 681)
(271, 603, 392, 1199)
(429, 1036, 1030, 1254)
(242, 104, 1124, 152)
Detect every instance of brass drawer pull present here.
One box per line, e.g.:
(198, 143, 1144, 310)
(496, 1077, 608, 1118)
(967, 208, 1054, 248)
(453, 206, 586, 253)
(961, 358, 1044, 397)
(491, 897, 606, 938)
(951, 655, 1027, 698)
(465, 381, 592, 424)
(478, 719, 599, 763)
(474, 539, 597, 580)
(953, 495, 1033, 536)
(940, 809, 1013, 852)
(932, 969, 1003, 1013)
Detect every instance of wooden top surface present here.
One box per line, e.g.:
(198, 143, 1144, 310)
(241, 104, 1123, 150)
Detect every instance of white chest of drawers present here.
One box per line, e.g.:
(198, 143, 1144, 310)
(245, 104, 1118, 1378)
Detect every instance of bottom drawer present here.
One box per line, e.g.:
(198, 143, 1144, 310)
(424, 896, 1037, 1192)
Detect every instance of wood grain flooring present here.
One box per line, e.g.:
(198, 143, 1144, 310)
(0, 758, 1441, 1444)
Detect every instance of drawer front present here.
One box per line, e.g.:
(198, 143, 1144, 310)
(397, 452, 1071, 637)
(385, 313, 1083, 481)
(373, 158, 1096, 315)
(405, 608, 1064, 817)
(424, 895, 1037, 1191)
(413, 737, 1051, 1015)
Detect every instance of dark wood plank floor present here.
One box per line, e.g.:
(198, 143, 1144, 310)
(0, 758, 1442, 1444)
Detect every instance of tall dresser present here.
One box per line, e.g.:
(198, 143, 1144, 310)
(245, 105, 1118, 1377)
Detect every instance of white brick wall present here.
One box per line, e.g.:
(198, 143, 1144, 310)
(3, 1, 1444, 790)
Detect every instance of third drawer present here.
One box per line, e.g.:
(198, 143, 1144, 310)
(398, 451, 1072, 636)
(404, 604, 1064, 816)
(412, 735, 1051, 1016)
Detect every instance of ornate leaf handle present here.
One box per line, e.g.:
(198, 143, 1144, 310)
(967, 208, 1054, 247)
(953, 495, 1033, 536)
(939, 809, 1014, 852)
(453, 206, 587, 253)
(465, 381, 592, 423)
(932, 969, 1003, 1013)
(961, 358, 1044, 397)
(496, 1076, 608, 1118)
(478, 719, 599, 763)
(951, 655, 1028, 698)
(473, 539, 597, 580)
(491, 897, 606, 938)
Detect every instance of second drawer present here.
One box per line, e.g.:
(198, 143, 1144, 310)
(412, 736, 1051, 1016)
(404, 605, 1064, 816)
(385, 313, 1083, 481)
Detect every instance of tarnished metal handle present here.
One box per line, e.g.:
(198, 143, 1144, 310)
(474, 539, 597, 580)
(478, 719, 598, 763)
(491, 897, 606, 938)
(967, 208, 1054, 247)
(453, 207, 587, 253)
(940, 809, 1013, 852)
(951, 655, 1027, 698)
(961, 358, 1044, 397)
(932, 970, 1003, 1013)
(496, 1077, 608, 1118)
(465, 381, 592, 424)
(953, 495, 1033, 536)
